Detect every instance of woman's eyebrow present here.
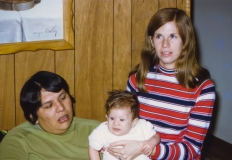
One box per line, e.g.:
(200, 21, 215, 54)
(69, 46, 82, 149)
(41, 100, 51, 106)
(59, 91, 66, 97)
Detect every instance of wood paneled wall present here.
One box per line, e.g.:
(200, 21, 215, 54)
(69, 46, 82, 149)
(0, 0, 191, 129)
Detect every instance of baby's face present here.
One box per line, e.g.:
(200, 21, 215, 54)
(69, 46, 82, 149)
(106, 107, 137, 136)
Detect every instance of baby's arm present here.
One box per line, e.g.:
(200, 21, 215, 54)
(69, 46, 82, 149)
(89, 146, 101, 160)
(141, 133, 160, 155)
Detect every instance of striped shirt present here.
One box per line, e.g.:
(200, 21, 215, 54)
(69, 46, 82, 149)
(127, 65, 215, 160)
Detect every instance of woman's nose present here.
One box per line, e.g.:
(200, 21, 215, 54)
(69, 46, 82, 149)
(162, 38, 170, 48)
(56, 101, 65, 112)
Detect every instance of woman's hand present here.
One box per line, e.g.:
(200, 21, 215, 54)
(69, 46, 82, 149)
(107, 140, 143, 160)
(141, 133, 160, 156)
(141, 140, 153, 155)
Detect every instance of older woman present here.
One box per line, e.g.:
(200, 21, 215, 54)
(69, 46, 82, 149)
(0, 71, 100, 159)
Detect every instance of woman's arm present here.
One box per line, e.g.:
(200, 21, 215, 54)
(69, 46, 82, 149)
(89, 146, 101, 160)
(142, 133, 160, 155)
(151, 80, 215, 159)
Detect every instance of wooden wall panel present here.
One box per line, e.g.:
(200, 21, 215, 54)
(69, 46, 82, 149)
(131, 0, 159, 68)
(113, 0, 132, 90)
(159, 0, 177, 9)
(74, 0, 113, 121)
(15, 51, 55, 125)
(177, 0, 191, 16)
(0, 0, 191, 129)
(0, 55, 15, 129)
(55, 50, 75, 97)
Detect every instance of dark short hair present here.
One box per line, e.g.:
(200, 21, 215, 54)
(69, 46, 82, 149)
(105, 90, 139, 119)
(20, 71, 75, 124)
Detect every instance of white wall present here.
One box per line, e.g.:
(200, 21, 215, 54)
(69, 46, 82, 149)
(193, 0, 232, 144)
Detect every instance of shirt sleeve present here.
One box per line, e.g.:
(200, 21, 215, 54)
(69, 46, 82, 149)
(142, 119, 157, 139)
(88, 123, 105, 151)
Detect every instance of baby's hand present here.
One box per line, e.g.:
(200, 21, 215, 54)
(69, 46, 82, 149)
(100, 147, 106, 153)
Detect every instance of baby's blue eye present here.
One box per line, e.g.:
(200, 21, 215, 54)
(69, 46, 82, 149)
(120, 119, 125, 122)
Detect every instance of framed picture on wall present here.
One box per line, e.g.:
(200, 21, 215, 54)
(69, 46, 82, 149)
(0, 0, 74, 55)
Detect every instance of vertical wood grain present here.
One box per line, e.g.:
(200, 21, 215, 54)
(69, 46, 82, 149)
(177, 0, 191, 16)
(0, 55, 15, 129)
(113, 0, 132, 90)
(15, 50, 55, 125)
(177, 0, 186, 11)
(0, 0, 191, 129)
(55, 50, 75, 98)
(131, 0, 159, 68)
(74, 0, 113, 121)
(159, 0, 177, 9)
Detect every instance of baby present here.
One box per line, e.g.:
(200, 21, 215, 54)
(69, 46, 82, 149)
(88, 90, 160, 160)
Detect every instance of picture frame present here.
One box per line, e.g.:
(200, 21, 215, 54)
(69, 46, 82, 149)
(0, 0, 74, 55)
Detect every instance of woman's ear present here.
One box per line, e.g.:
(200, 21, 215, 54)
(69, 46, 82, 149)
(30, 114, 39, 124)
(30, 114, 33, 121)
(149, 36, 155, 47)
(132, 118, 139, 127)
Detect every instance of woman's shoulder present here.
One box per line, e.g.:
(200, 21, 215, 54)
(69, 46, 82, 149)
(194, 78, 215, 95)
(199, 78, 215, 89)
(6, 121, 34, 134)
(0, 121, 37, 144)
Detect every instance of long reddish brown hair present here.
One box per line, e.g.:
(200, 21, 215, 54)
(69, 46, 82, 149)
(129, 8, 210, 93)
